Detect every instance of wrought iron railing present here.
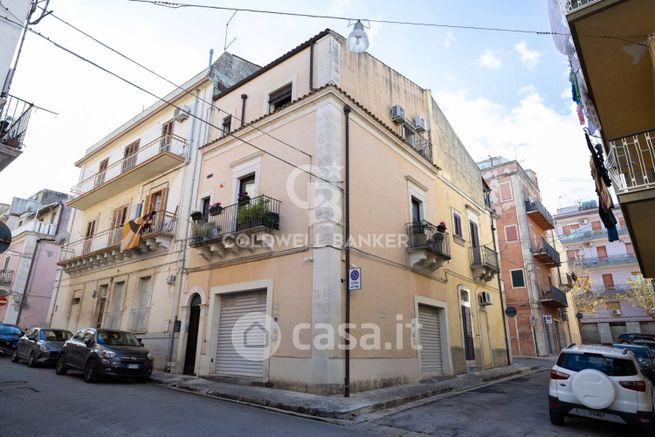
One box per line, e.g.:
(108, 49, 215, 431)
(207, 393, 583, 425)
(61, 211, 176, 261)
(0, 94, 33, 150)
(470, 245, 499, 271)
(606, 129, 655, 194)
(525, 199, 555, 229)
(566, 0, 603, 13)
(532, 237, 561, 265)
(11, 220, 57, 237)
(191, 195, 281, 243)
(578, 254, 638, 267)
(559, 225, 628, 243)
(543, 284, 568, 307)
(71, 134, 187, 198)
(412, 135, 433, 163)
(406, 221, 451, 259)
(0, 270, 13, 285)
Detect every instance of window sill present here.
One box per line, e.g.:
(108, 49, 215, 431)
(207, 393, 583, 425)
(453, 235, 466, 246)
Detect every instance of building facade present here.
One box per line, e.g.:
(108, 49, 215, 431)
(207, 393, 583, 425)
(0, 189, 70, 328)
(479, 157, 580, 357)
(178, 30, 510, 394)
(555, 200, 654, 343)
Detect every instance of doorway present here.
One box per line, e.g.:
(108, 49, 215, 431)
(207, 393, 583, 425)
(184, 294, 202, 375)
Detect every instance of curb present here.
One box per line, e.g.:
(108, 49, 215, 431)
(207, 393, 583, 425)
(151, 365, 540, 420)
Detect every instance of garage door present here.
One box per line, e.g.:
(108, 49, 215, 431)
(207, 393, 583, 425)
(215, 290, 267, 378)
(580, 323, 601, 344)
(418, 304, 443, 376)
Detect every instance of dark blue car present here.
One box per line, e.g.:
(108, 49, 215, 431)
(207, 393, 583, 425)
(0, 323, 23, 355)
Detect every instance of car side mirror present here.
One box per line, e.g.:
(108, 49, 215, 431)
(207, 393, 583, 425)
(84, 339, 94, 347)
(137, 338, 144, 347)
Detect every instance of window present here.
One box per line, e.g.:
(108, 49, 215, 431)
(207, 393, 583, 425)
(111, 205, 128, 245)
(596, 246, 608, 259)
(459, 288, 475, 361)
(131, 277, 151, 332)
(411, 196, 422, 223)
(105, 281, 125, 330)
(556, 352, 637, 376)
(606, 301, 621, 311)
(453, 211, 463, 240)
(121, 140, 140, 173)
(626, 243, 634, 255)
(95, 158, 109, 188)
(268, 83, 292, 113)
(591, 220, 602, 231)
(469, 219, 480, 248)
(619, 217, 626, 227)
(145, 188, 168, 215)
(83, 219, 97, 254)
(499, 182, 512, 202)
(222, 116, 232, 136)
(402, 123, 415, 146)
(238, 173, 256, 198)
(96, 284, 109, 328)
(566, 249, 577, 261)
(160, 120, 174, 151)
(504, 225, 518, 242)
(2, 257, 9, 270)
(562, 225, 570, 236)
(510, 269, 526, 288)
(602, 273, 615, 290)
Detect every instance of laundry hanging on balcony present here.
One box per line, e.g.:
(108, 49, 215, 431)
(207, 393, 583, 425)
(120, 211, 156, 252)
(587, 133, 618, 242)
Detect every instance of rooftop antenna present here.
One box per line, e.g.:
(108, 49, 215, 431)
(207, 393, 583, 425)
(224, 10, 238, 52)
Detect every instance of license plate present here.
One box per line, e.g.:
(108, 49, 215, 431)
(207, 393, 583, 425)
(570, 408, 625, 424)
(127, 364, 139, 369)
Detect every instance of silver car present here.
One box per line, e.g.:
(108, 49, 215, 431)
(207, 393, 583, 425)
(12, 327, 73, 367)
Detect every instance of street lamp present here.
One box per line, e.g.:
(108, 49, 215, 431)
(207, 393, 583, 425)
(347, 20, 369, 53)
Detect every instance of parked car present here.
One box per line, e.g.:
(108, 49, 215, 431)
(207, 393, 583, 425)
(55, 328, 153, 383)
(617, 333, 655, 344)
(0, 323, 23, 355)
(11, 327, 72, 367)
(633, 339, 655, 353)
(549, 345, 654, 429)
(613, 343, 655, 383)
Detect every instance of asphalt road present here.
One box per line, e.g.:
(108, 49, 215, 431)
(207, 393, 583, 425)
(0, 357, 371, 437)
(373, 368, 643, 437)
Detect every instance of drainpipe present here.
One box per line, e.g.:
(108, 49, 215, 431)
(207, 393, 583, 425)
(343, 104, 351, 397)
(309, 42, 315, 91)
(240, 94, 247, 128)
(490, 211, 512, 366)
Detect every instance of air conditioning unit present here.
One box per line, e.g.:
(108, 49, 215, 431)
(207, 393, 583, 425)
(580, 218, 589, 224)
(174, 105, 191, 122)
(413, 117, 427, 132)
(166, 275, 176, 285)
(583, 241, 593, 247)
(610, 309, 622, 316)
(479, 291, 492, 306)
(390, 105, 406, 123)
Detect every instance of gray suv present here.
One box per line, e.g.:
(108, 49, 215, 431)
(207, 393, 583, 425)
(55, 328, 153, 383)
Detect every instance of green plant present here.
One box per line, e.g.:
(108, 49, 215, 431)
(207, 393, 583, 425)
(237, 197, 269, 225)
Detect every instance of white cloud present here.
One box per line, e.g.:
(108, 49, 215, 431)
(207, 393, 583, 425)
(443, 31, 454, 49)
(514, 41, 542, 71)
(433, 88, 595, 211)
(478, 49, 502, 70)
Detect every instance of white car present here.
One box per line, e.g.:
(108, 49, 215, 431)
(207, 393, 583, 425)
(549, 345, 654, 430)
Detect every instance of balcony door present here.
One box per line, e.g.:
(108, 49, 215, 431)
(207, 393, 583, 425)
(121, 140, 140, 173)
(238, 173, 256, 199)
(596, 245, 608, 259)
(94, 158, 108, 188)
(83, 219, 96, 254)
(469, 219, 480, 264)
(110, 206, 128, 246)
(160, 120, 174, 152)
(411, 196, 422, 224)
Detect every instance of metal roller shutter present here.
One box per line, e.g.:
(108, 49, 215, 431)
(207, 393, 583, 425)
(418, 304, 443, 376)
(215, 290, 267, 378)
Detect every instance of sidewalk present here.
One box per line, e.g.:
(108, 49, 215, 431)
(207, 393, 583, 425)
(151, 363, 542, 420)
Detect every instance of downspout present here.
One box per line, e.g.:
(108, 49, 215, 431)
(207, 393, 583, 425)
(309, 41, 315, 91)
(240, 94, 247, 128)
(490, 210, 512, 366)
(166, 86, 202, 371)
(343, 104, 351, 397)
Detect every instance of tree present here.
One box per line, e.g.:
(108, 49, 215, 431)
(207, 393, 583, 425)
(618, 276, 655, 319)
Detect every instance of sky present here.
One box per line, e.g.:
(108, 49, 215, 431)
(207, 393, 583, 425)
(0, 0, 595, 212)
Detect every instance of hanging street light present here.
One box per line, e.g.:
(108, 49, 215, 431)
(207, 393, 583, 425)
(347, 20, 369, 53)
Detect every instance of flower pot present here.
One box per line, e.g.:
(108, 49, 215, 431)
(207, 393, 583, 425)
(190, 211, 203, 221)
(209, 206, 223, 216)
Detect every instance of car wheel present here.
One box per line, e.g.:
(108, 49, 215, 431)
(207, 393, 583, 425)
(83, 359, 99, 383)
(549, 409, 565, 426)
(135, 375, 150, 383)
(55, 356, 68, 375)
(10, 349, 19, 363)
(27, 352, 36, 367)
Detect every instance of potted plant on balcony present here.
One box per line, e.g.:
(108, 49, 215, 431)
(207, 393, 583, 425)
(236, 197, 267, 231)
(410, 221, 428, 246)
(208, 202, 223, 216)
(190, 210, 203, 221)
(238, 191, 251, 206)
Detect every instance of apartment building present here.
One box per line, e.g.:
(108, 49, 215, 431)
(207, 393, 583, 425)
(479, 157, 580, 357)
(0, 189, 70, 327)
(555, 200, 654, 343)
(564, 0, 655, 277)
(178, 30, 509, 393)
(49, 53, 260, 365)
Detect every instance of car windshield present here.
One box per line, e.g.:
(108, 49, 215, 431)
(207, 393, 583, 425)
(0, 325, 21, 335)
(96, 330, 140, 346)
(557, 352, 638, 376)
(40, 330, 72, 342)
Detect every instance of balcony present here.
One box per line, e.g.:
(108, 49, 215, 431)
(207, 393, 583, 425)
(190, 195, 281, 261)
(470, 245, 499, 282)
(58, 211, 176, 274)
(532, 237, 561, 267)
(11, 220, 56, 238)
(559, 225, 628, 244)
(68, 134, 186, 210)
(566, 0, 604, 14)
(406, 221, 451, 272)
(0, 270, 13, 286)
(0, 95, 33, 172)
(578, 254, 639, 268)
(525, 200, 555, 230)
(541, 285, 568, 308)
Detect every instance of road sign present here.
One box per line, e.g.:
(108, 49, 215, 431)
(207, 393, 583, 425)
(348, 268, 361, 291)
(544, 314, 553, 324)
(0, 296, 8, 307)
(505, 306, 517, 317)
(0, 222, 11, 255)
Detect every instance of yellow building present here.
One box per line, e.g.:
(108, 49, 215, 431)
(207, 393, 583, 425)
(179, 30, 510, 393)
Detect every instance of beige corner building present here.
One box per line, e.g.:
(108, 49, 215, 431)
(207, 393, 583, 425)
(178, 30, 510, 393)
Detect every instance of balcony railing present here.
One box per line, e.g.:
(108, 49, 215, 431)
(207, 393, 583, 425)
(606, 129, 655, 195)
(12, 220, 57, 237)
(70, 134, 187, 199)
(0, 270, 13, 285)
(559, 225, 628, 243)
(525, 199, 555, 230)
(406, 221, 451, 259)
(470, 245, 500, 271)
(566, 0, 603, 13)
(0, 94, 33, 151)
(578, 254, 639, 268)
(542, 284, 568, 307)
(191, 195, 281, 244)
(532, 237, 561, 266)
(412, 135, 432, 163)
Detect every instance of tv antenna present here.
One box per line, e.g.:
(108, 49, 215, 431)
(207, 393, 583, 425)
(224, 10, 238, 52)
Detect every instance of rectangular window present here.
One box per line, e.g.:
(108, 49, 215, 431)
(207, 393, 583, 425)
(504, 225, 518, 242)
(145, 188, 168, 215)
(110, 206, 128, 245)
(591, 220, 602, 231)
(411, 196, 422, 223)
(160, 120, 174, 151)
(268, 83, 292, 113)
(596, 245, 608, 259)
(121, 140, 140, 173)
(510, 269, 526, 288)
(238, 173, 256, 198)
(453, 211, 463, 238)
(566, 249, 577, 260)
(131, 277, 151, 333)
(222, 116, 232, 136)
(469, 220, 480, 248)
(201, 196, 210, 220)
(619, 217, 626, 227)
(602, 273, 615, 289)
(402, 123, 416, 146)
(625, 243, 634, 255)
(105, 281, 125, 330)
(499, 182, 512, 202)
(95, 158, 109, 188)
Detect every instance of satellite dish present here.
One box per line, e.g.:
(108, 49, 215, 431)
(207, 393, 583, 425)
(54, 231, 70, 246)
(0, 222, 11, 254)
